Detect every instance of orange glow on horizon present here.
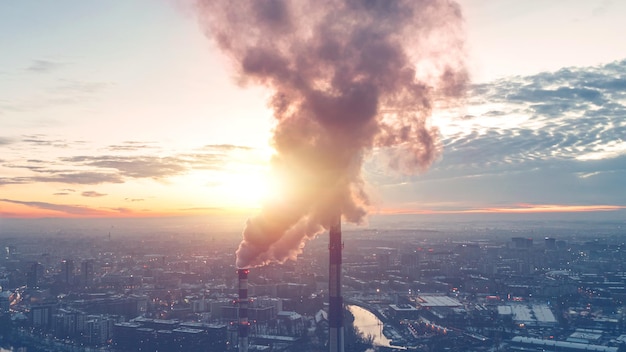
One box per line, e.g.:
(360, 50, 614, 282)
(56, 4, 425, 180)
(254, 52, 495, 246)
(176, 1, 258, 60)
(3, 201, 625, 219)
(0, 202, 259, 219)
(471, 204, 626, 213)
(375, 203, 626, 215)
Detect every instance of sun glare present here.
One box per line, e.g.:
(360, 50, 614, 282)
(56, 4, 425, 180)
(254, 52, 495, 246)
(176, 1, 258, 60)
(216, 172, 271, 208)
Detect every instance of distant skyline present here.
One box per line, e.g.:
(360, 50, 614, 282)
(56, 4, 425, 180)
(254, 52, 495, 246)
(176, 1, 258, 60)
(1, 1, 625, 220)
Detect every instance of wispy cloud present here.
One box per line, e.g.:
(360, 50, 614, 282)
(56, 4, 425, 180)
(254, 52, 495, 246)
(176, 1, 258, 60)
(0, 177, 29, 186)
(0, 198, 106, 216)
(55, 79, 111, 94)
(0, 77, 110, 114)
(53, 188, 77, 196)
(30, 172, 125, 185)
(0, 136, 15, 145)
(439, 59, 626, 169)
(591, 0, 613, 17)
(60, 145, 260, 179)
(2, 164, 47, 172)
(200, 144, 253, 151)
(26, 59, 65, 73)
(124, 198, 144, 202)
(106, 141, 158, 152)
(107, 207, 132, 214)
(62, 155, 188, 179)
(0, 136, 261, 189)
(81, 191, 107, 197)
(372, 59, 626, 208)
(21, 134, 69, 148)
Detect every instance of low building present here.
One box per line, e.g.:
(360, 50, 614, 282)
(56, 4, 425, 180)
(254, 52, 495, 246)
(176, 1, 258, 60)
(510, 336, 618, 352)
(388, 304, 419, 321)
(497, 303, 557, 328)
(415, 295, 463, 309)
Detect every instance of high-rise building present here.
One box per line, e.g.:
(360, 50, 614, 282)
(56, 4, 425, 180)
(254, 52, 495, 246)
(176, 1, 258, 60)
(27, 262, 45, 288)
(545, 237, 557, 250)
(0, 291, 12, 313)
(31, 304, 56, 329)
(400, 251, 420, 279)
(511, 237, 533, 249)
(81, 259, 95, 287)
(60, 259, 75, 285)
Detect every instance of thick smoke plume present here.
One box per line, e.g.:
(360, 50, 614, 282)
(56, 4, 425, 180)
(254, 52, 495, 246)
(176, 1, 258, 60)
(197, 0, 467, 268)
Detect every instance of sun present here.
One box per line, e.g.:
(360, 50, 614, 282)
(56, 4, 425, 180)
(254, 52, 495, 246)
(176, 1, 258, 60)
(161, 145, 278, 212)
(216, 172, 272, 208)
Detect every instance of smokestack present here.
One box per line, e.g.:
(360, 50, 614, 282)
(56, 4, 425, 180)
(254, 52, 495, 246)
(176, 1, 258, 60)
(328, 214, 344, 352)
(237, 269, 250, 352)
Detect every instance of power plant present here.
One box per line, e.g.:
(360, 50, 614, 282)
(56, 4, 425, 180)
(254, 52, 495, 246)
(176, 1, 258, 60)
(209, 1, 466, 348)
(235, 217, 344, 352)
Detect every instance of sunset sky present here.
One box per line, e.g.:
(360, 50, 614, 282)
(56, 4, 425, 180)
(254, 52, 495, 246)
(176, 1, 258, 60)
(1, 0, 625, 220)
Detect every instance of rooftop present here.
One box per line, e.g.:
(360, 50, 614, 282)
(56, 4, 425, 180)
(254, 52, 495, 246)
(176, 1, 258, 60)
(416, 295, 462, 308)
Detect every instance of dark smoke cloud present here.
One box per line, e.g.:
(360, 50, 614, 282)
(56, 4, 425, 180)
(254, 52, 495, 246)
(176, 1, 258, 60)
(197, 0, 467, 268)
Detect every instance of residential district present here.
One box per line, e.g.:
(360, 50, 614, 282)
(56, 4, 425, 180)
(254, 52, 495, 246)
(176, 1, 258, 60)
(1, 220, 626, 352)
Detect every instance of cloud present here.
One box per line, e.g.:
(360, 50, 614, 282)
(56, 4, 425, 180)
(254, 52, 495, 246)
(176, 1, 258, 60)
(107, 141, 157, 152)
(34, 188, 76, 195)
(0, 136, 15, 145)
(2, 164, 47, 172)
(26, 59, 65, 73)
(0, 77, 109, 114)
(179, 206, 226, 212)
(0, 198, 107, 216)
(61, 145, 259, 179)
(0, 177, 29, 186)
(124, 198, 144, 202)
(62, 155, 188, 179)
(30, 172, 125, 185)
(200, 144, 253, 151)
(81, 191, 107, 197)
(373, 59, 626, 209)
(107, 207, 132, 214)
(592, 0, 612, 17)
(1, 138, 261, 190)
(55, 79, 111, 94)
(177, 153, 225, 170)
(439, 59, 626, 168)
(21, 134, 69, 148)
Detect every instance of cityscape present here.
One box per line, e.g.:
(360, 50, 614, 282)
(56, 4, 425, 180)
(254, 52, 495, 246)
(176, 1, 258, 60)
(2, 219, 626, 351)
(2, 1, 626, 352)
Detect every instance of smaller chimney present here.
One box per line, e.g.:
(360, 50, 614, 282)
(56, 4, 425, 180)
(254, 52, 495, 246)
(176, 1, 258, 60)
(237, 269, 250, 352)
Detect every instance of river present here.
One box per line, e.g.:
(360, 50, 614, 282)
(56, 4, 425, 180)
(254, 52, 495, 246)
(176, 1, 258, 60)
(0, 347, 28, 352)
(347, 305, 394, 348)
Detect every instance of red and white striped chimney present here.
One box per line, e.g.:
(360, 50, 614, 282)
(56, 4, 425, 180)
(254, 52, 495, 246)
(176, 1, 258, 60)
(328, 214, 344, 352)
(237, 268, 249, 352)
